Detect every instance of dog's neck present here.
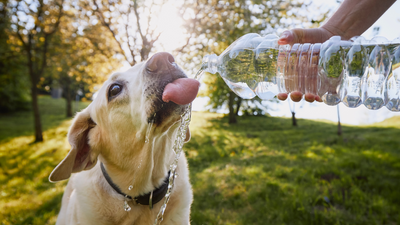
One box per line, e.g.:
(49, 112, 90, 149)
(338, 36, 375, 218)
(98, 130, 176, 198)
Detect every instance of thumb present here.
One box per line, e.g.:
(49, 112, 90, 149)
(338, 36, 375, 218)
(278, 28, 333, 45)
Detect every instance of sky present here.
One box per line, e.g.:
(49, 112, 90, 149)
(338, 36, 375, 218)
(192, 0, 400, 125)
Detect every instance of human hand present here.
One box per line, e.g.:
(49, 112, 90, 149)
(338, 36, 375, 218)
(276, 27, 334, 103)
(277, 27, 334, 46)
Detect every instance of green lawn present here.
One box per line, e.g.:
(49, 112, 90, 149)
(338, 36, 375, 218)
(1, 96, 400, 224)
(0, 96, 90, 225)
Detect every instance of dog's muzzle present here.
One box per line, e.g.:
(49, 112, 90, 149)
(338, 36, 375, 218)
(144, 52, 187, 124)
(145, 52, 178, 74)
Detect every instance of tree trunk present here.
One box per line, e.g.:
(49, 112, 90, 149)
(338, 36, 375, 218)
(30, 84, 43, 142)
(235, 97, 242, 116)
(66, 92, 73, 118)
(14, 1, 63, 143)
(228, 92, 237, 124)
(64, 80, 73, 118)
(27, 43, 43, 142)
(337, 105, 342, 136)
(292, 112, 297, 126)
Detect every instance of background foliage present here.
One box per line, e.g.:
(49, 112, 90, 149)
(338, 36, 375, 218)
(0, 0, 30, 113)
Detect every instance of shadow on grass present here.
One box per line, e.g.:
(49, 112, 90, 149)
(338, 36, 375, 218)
(0, 96, 88, 224)
(186, 113, 400, 225)
(4, 192, 63, 225)
(0, 123, 69, 224)
(0, 95, 90, 143)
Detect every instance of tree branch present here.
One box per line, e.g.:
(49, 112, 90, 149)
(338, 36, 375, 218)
(144, 0, 155, 37)
(132, 0, 145, 43)
(123, 5, 136, 64)
(173, 33, 192, 53)
(92, 0, 133, 65)
(38, 32, 50, 77)
(39, 0, 64, 76)
(13, 2, 28, 50)
(44, 0, 65, 35)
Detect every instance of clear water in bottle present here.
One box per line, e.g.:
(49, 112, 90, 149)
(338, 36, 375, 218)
(220, 47, 258, 99)
(341, 38, 367, 108)
(362, 40, 391, 110)
(254, 36, 280, 99)
(197, 33, 400, 112)
(386, 44, 400, 111)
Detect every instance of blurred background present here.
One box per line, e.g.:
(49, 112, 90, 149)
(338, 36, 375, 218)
(1, 0, 400, 224)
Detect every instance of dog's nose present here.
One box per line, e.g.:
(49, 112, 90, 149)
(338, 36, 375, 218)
(146, 52, 175, 73)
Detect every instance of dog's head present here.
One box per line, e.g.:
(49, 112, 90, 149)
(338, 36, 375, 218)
(49, 52, 199, 182)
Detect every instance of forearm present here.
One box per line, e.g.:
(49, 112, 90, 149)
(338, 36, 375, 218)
(322, 0, 396, 39)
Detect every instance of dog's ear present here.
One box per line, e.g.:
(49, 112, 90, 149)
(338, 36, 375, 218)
(184, 127, 191, 143)
(49, 108, 98, 182)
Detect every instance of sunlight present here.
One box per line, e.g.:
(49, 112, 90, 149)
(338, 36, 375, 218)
(154, 1, 188, 52)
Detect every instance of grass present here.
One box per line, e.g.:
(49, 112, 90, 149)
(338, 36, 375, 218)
(187, 113, 400, 225)
(1, 96, 400, 224)
(0, 96, 89, 225)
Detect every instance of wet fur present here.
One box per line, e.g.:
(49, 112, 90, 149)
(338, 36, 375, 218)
(50, 61, 193, 225)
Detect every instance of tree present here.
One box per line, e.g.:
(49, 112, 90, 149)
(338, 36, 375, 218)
(0, 0, 30, 113)
(45, 7, 121, 117)
(337, 105, 342, 136)
(8, 0, 64, 142)
(288, 98, 297, 126)
(79, 0, 173, 66)
(179, 0, 328, 123)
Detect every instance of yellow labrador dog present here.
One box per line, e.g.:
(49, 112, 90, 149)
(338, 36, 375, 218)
(49, 52, 199, 225)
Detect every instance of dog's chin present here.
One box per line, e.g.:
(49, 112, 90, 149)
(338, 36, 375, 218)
(147, 99, 187, 126)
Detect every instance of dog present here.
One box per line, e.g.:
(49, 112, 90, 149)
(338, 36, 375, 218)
(49, 52, 199, 225)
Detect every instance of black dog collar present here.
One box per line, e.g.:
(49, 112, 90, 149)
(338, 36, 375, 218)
(100, 162, 171, 209)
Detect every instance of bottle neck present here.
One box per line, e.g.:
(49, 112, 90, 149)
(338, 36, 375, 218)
(202, 54, 219, 74)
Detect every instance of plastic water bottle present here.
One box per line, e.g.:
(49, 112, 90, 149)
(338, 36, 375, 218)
(199, 33, 400, 111)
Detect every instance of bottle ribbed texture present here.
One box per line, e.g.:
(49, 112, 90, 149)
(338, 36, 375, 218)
(201, 33, 400, 111)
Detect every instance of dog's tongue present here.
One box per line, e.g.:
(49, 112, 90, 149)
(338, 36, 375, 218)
(162, 78, 200, 105)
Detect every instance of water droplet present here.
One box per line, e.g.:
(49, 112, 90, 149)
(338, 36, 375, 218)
(145, 121, 154, 143)
(124, 199, 131, 212)
(194, 69, 204, 80)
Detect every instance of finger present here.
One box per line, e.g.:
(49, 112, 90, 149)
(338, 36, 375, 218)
(290, 91, 303, 102)
(278, 30, 294, 45)
(277, 93, 288, 101)
(304, 93, 316, 103)
(278, 28, 333, 45)
(315, 96, 323, 102)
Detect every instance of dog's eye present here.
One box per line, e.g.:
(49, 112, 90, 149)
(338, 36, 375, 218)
(108, 84, 122, 99)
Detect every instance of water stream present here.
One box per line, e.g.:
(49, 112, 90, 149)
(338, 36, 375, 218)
(145, 117, 155, 143)
(153, 105, 192, 224)
(152, 71, 202, 225)
(121, 69, 203, 223)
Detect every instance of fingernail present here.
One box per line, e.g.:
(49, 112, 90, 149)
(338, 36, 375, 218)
(279, 31, 290, 40)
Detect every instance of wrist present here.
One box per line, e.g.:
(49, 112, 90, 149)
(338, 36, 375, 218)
(319, 25, 344, 40)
